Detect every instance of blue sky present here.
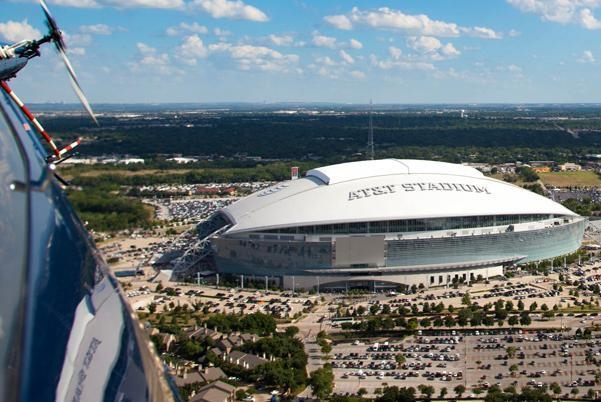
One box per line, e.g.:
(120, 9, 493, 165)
(3, 0, 601, 104)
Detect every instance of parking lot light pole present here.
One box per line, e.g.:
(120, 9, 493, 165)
(464, 337, 468, 388)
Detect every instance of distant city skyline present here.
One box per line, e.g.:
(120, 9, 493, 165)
(3, 0, 601, 104)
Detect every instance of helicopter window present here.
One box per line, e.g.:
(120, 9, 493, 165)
(0, 97, 28, 401)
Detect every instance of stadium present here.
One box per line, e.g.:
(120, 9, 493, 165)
(196, 159, 586, 291)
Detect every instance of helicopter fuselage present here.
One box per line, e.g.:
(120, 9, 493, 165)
(0, 57, 29, 81)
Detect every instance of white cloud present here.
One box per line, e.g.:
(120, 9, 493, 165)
(370, 53, 436, 71)
(58, 0, 186, 8)
(166, 22, 208, 36)
(407, 36, 442, 53)
(110, 0, 184, 7)
(507, 64, 523, 73)
(66, 33, 93, 47)
(268, 34, 294, 46)
(308, 56, 340, 78)
(209, 43, 299, 72)
(137, 42, 157, 55)
(389, 46, 402, 60)
(312, 34, 338, 49)
(130, 42, 181, 75)
(50, 0, 100, 6)
(349, 38, 363, 49)
(324, 6, 501, 39)
(440, 43, 460, 57)
(79, 24, 113, 35)
(580, 8, 601, 28)
(319, 56, 337, 66)
(308, 56, 365, 80)
(339, 49, 354, 64)
(463, 26, 503, 39)
(175, 35, 207, 65)
(323, 14, 352, 30)
(507, 0, 578, 23)
(579, 50, 595, 62)
(508, 29, 521, 37)
(407, 36, 460, 60)
(213, 27, 232, 37)
(69, 47, 86, 56)
(0, 20, 41, 43)
(189, 0, 268, 21)
(508, 0, 601, 29)
(311, 33, 362, 50)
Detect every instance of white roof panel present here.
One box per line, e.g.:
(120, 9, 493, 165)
(220, 159, 577, 234)
(307, 159, 482, 185)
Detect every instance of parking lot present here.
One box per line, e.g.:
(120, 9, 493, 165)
(331, 330, 601, 398)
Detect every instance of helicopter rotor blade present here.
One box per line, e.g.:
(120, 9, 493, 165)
(58, 50, 98, 125)
(39, 0, 65, 51)
(39, 0, 98, 125)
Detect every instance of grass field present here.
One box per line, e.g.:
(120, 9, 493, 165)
(538, 171, 601, 187)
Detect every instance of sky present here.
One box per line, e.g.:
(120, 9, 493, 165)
(3, 0, 601, 104)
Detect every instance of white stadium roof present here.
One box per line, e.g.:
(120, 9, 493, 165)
(220, 159, 577, 235)
(307, 159, 483, 185)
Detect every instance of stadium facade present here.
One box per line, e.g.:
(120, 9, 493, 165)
(199, 159, 586, 291)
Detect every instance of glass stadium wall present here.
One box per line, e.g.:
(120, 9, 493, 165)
(211, 217, 586, 289)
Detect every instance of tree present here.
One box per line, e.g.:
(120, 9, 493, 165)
(395, 354, 406, 367)
(520, 312, 531, 326)
(506, 346, 517, 359)
(321, 343, 332, 355)
(542, 310, 555, 320)
(483, 315, 496, 326)
(310, 364, 334, 400)
(509, 364, 519, 377)
(357, 387, 368, 397)
(376, 386, 416, 402)
(529, 301, 538, 312)
(444, 315, 456, 327)
(517, 166, 539, 182)
(508, 315, 519, 326)
(517, 299, 525, 311)
(418, 384, 435, 401)
(587, 389, 596, 400)
(235, 389, 248, 401)
(285, 326, 299, 338)
(484, 385, 505, 402)
(439, 387, 448, 399)
(177, 339, 202, 360)
(370, 304, 380, 315)
(420, 318, 431, 328)
(462, 292, 471, 306)
(550, 381, 561, 398)
(454, 384, 466, 398)
(148, 302, 157, 314)
(457, 308, 473, 326)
